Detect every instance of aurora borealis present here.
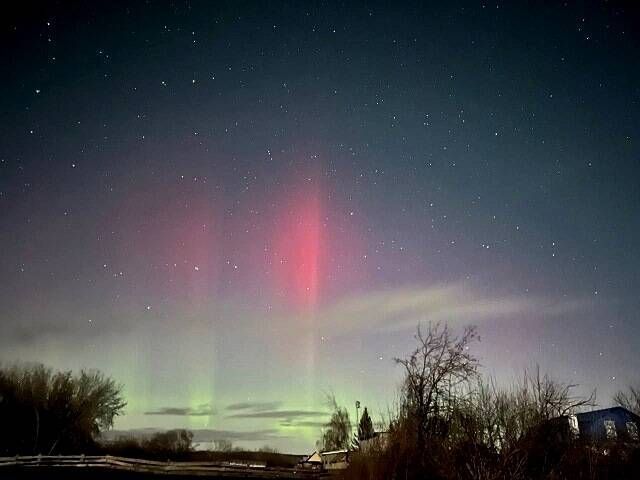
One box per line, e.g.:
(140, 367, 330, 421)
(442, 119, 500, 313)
(1, 1, 640, 453)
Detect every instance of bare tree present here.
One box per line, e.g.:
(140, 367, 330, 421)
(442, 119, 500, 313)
(521, 366, 595, 420)
(394, 322, 480, 449)
(614, 385, 640, 415)
(463, 368, 595, 452)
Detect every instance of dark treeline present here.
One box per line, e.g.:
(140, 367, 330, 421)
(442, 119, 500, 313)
(103, 432, 296, 467)
(0, 364, 125, 455)
(0, 365, 288, 463)
(104, 429, 195, 459)
(0, 364, 298, 468)
(3, 325, 640, 479)
(334, 323, 640, 480)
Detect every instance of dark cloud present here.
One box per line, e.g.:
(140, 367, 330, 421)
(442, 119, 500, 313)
(192, 429, 288, 442)
(0, 312, 132, 347)
(227, 409, 328, 420)
(222, 402, 329, 430)
(144, 404, 216, 416)
(279, 420, 327, 428)
(1, 323, 74, 346)
(225, 401, 282, 412)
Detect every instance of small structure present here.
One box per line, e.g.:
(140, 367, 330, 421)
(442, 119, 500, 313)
(319, 449, 349, 470)
(299, 449, 349, 471)
(571, 406, 640, 443)
(298, 451, 323, 470)
(227, 460, 267, 468)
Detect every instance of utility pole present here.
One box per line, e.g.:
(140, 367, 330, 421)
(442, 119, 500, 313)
(355, 401, 360, 439)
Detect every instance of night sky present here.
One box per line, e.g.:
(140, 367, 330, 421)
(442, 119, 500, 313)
(1, 1, 639, 453)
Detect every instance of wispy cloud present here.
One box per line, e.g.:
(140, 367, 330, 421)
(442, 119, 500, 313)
(316, 283, 591, 334)
(144, 404, 216, 416)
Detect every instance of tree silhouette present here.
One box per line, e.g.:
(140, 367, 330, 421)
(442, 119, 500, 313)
(318, 394, 351, 451)
(0, 364, 126, 455)
(614, 385, 640, 416)
(395, 323, 479, 450)
(358, 407, 375, 441)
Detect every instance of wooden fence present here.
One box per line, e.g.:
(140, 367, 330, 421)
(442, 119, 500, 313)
(0, 455, 329, 478)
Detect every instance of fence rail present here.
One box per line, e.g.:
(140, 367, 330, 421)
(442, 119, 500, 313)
(0, 455, 328, 478)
